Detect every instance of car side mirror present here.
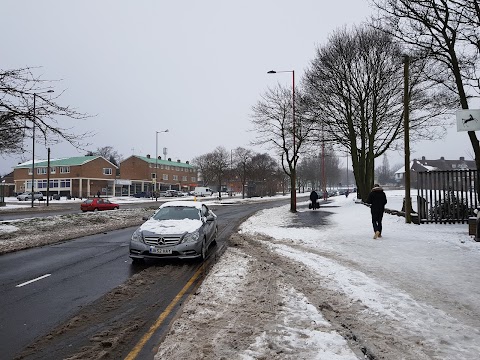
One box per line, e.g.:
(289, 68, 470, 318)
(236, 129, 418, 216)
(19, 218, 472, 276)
(206, 214, 215, 222)
(142, 216, 149, 221)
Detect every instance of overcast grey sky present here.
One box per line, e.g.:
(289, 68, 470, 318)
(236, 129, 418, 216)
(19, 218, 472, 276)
(0, 1, 474, 175)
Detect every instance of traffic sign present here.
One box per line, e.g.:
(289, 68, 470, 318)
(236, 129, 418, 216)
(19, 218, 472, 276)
(457, 109, 480, 131)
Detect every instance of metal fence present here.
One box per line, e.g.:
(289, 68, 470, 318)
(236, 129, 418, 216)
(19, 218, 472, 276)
(416, 170, 479, 224)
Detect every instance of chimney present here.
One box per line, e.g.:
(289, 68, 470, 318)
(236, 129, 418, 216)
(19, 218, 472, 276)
(440, 156, 445, 160)
(146, 154, 151, 158)
(422, 156, 426, 161)
(177, 159, 180, 163)
(460, 156, 465, 161)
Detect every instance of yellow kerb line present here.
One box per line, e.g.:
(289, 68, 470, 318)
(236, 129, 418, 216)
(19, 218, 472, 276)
(124, 267, 203, 360)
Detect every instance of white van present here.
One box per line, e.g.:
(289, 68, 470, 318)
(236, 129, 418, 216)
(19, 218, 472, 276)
(194, 187, 213, 197)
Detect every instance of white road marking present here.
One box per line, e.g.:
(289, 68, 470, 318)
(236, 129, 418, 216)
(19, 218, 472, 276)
(16, 274, 51, 288)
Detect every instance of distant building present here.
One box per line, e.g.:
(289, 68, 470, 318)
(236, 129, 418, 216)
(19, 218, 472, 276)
(0, 172, 15, 197)
(10, 154, 199, 198)
(13, 156, 118, 198)
(394, 156, 476, 186)
(119, 155, 197, 194)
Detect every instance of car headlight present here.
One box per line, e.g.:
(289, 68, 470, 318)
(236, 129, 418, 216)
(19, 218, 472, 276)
(182, 230, 200, 243)
(131, 229, 144, 243)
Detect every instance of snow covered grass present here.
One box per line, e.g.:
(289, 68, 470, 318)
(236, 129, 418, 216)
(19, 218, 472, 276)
(236, 192, 480, 359)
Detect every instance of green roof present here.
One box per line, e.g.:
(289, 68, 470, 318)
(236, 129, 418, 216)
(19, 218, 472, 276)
(15, 156, 117, 169)
(135, 155, 194, 168)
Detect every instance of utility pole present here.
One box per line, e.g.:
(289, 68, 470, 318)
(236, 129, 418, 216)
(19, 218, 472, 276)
(47, 148, 51, 206)
(403, 54, 411, 223)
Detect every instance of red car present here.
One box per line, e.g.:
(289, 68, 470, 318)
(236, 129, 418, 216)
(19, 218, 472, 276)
(80, 198, 120, 212)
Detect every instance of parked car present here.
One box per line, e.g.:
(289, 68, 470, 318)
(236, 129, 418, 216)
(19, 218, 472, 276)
(80, 198, 119, 212)
(133, 192, 149, 198)
(194, 187, 213, 197)
(17, 192, 44, 201)
(165, 190, 177, 197)
(129, 200, 218, 263)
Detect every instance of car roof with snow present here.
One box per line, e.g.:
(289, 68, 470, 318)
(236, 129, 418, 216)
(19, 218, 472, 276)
(159, 201, 203, 209)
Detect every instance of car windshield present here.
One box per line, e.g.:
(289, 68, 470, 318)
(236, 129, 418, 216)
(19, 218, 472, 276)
(153, 206, 200, 221)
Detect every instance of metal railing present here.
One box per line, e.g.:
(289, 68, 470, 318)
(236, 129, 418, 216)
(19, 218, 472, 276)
(417, 170, 479, 224)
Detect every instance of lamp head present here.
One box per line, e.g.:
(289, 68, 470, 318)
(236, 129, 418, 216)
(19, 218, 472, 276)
(267, 70, 276, 74)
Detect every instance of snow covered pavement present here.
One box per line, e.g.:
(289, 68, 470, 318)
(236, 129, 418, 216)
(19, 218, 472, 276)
(156, 191, 480, 359)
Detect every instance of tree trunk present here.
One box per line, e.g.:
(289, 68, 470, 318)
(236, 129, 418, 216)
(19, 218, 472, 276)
(290, 167, 297, 212)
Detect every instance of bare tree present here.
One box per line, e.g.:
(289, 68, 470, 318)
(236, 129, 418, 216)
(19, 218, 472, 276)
(192, 146, 230, 198)
(0, 67, 92, 156)
(297, 147, 342, 191)
(0, 113, 23, 154)
(376, 154, 394, 185)
(251, 85, 317, 211)
(231, 147, 254, 199)
(372, 0, 480, 178)
(297, 157, 319, 191)
(249, 153, 279, 196)
(323, 147, 342, 189)
(303, 24, 453, 200)
(87, 146, 123, 166)
(191, 154, 213, 187)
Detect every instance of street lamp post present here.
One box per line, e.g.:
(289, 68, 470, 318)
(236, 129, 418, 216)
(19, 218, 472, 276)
(31, 90, 54, 208)
(155, 129, 169, 200)
(267, 69, 296, 212)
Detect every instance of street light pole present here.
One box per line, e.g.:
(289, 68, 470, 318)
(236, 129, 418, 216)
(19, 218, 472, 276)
(267, 69, 296, 212)
(322, 134, 327, 200)
(30, 90, 54, 208)
(155, 129, 169, 200)
(31, 93, 36, 208)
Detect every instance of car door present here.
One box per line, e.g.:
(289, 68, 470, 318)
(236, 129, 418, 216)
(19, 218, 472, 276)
(96, 199, 105, 210)
(103, 199, 113, 210)
(201, 204, 214, 243)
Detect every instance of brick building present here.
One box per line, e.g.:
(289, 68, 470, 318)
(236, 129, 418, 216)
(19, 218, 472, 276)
(0, 172, 15, 197)
(119, 155, 197, 195)
(13, 156, 118, 198)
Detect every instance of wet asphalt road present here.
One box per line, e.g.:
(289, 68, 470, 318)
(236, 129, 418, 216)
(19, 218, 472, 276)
(0, 197, 335, 360)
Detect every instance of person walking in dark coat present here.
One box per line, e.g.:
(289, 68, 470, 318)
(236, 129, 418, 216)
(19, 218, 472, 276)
(309, 190, 319, 209)
(366, 184, 387, 239)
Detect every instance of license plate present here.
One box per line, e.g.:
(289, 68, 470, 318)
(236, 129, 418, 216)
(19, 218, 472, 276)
(149, 246, 173, 254)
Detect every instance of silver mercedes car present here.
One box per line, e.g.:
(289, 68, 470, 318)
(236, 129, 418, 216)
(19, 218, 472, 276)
(129, 201, 217, 263)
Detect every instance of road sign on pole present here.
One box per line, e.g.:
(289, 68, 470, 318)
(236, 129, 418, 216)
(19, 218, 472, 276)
(456, 109, 480, 131)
